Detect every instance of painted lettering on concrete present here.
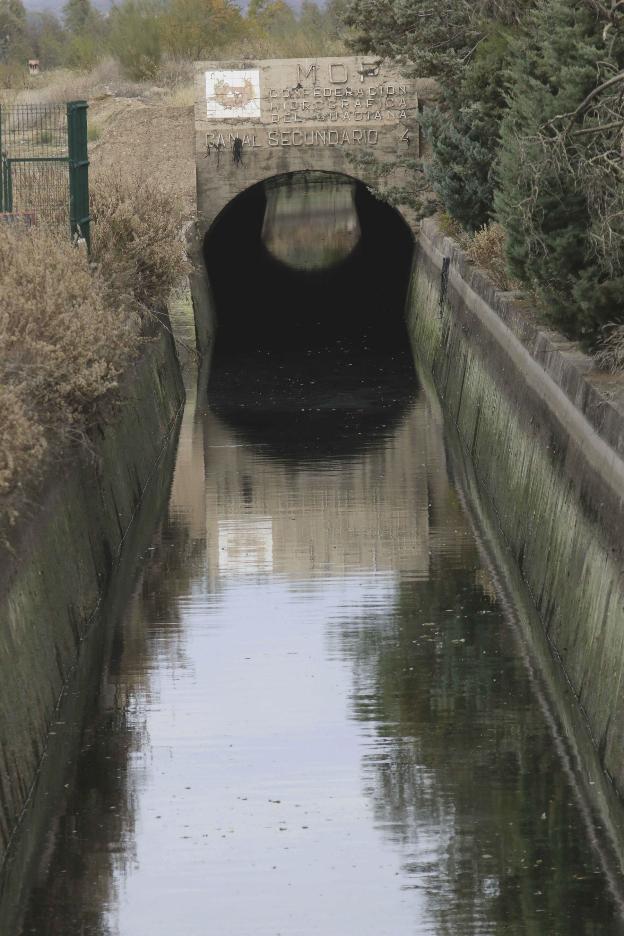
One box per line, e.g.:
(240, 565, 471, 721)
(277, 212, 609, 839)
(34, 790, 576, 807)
(266, 76, 409, 126)
(267, 128, 378, 147)
(196, 57, 419, 157)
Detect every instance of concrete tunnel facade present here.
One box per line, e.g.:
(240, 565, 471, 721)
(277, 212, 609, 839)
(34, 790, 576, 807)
(189, 56, 438, 352)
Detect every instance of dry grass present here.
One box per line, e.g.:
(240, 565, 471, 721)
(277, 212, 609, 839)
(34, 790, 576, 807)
(595, 325, 624, 373)
(0, 387, 47, 526)
(0, 169, 187, 540)
(160, 82, 195, 108)
(3, 57, 192, 109)
(465, 222, 520, 291)
(436, 215, 520, 292)
(436, 211, 469, 245)
(2, 61, 124, 105)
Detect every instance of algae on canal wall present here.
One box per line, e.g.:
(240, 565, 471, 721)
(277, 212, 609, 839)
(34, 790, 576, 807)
(0, 328, 184, 871)
(407, 218, 624, 799)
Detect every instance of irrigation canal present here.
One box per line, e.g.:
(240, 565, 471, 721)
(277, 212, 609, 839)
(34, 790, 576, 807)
(1, 337, 624, 934)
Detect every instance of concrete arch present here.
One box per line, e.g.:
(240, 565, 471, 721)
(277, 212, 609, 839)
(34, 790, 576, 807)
(190, 58, 435, 355)
(193, 57, 437, 241)
(202, 166, 414, 256)
(193, 168, 414, 354)
(196, 131, 417, 239)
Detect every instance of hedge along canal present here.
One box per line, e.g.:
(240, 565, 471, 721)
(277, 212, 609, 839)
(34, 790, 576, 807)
(0, 325, 184, 881)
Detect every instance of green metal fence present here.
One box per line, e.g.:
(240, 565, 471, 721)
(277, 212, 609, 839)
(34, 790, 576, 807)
(0, 100, 90, 247)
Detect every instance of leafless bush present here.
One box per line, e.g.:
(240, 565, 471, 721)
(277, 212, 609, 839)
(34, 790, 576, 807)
(0, 224, 140, 534)
(90, 167, 189, 321)
(156, 57, 195, 89)
(0, 386, 47, 524)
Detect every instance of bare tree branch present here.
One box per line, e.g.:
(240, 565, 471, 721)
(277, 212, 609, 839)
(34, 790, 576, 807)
(569, 119, 624, 137)
(544, 70, 624, 132)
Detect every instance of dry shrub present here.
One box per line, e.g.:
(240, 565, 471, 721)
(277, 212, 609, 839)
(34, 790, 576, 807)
(0, 164, 186, 540)
(90, 168, 189, 320)
(465, 222, 519, 291)
(0, 226, 138, 424)
(595, 325, 624, 373)
(156, 57, 195, 89)
(0, 387, 47, 515)
(161, 82, 195, 108)
(0, 224, 140, 534)
(436, 211, 469, 246)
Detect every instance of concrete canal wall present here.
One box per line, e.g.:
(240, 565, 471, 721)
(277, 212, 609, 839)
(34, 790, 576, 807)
(0, 328, 184, 871)
(407, 218, 624, 798)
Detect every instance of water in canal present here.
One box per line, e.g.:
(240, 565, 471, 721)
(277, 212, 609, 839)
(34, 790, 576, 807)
(4, 344, 624, 935)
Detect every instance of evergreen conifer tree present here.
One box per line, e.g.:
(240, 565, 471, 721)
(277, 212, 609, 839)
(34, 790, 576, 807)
(342, 0, 534, 226)
(495, 0, 624, 342)
(424, 31, 514, 230)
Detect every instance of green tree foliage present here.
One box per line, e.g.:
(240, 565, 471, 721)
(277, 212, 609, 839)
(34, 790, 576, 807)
(109, 0, 162, 79)
(63, 0, 97, 34)
(343, 0, 535, 227)
(343, 0, 478, 81)
(0, 0, 27, 64)
(247, 0, 297, 48)
(242, 0, 342, 56)
(28, 12, 67, 68)
(62, 0, 106, 67)
(343, 0, 624, 343)
(423, 30, 514, 230)
(495, 0, 624, 343)
(0, 0, 344, 79)
(161, 0, 243, 59)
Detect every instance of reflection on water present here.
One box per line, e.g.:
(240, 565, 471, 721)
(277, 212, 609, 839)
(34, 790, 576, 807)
(7, 350, 624, 934)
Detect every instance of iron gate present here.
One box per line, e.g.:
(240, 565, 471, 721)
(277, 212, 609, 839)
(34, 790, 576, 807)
(0, 100, 90, 247)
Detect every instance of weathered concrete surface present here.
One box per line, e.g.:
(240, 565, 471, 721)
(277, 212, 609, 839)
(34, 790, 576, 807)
(408, 218, 624, 797)
(0, 328, 184, 870)
(194, 56, 436, 238)
(187, 222, 217, 360)
(191, 56, 434, 355)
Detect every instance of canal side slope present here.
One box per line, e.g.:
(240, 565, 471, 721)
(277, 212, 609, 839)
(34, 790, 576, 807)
(0, 328, 184, 872)
(408, 217, 624, 798)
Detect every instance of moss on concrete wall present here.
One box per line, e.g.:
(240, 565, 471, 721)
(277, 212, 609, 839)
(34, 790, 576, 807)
(0, 329, 184, 870)
(408, 219, 624, 798)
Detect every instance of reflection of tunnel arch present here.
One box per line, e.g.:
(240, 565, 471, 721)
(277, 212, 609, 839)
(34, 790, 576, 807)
(203, 170, 415, 352)
(206, 349, 418, 462)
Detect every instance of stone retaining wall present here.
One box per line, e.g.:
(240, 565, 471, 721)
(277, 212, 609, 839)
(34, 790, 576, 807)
(407, 218, 624, 798)
(0, 328, 184, 870)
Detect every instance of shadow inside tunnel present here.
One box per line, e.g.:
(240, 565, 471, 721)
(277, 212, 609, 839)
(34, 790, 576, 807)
(205, 348, 419, 463)
(203, 172, 415, 354)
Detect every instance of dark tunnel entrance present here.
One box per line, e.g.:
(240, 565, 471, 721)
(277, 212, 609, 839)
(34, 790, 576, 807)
(201, 172, 418, 456)
(203, 171, 415, 354)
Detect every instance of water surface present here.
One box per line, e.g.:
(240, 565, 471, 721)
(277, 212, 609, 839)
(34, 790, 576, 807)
(10, 350, 624, 935)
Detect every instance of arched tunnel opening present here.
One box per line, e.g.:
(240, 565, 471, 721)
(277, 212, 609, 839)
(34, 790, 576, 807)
(203, 171, 415, 354)
(202, 171, 417, 454)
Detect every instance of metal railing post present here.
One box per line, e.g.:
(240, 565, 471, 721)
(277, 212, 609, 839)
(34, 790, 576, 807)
(0, 105, 3, 212)
(67, 100, 90, 249)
